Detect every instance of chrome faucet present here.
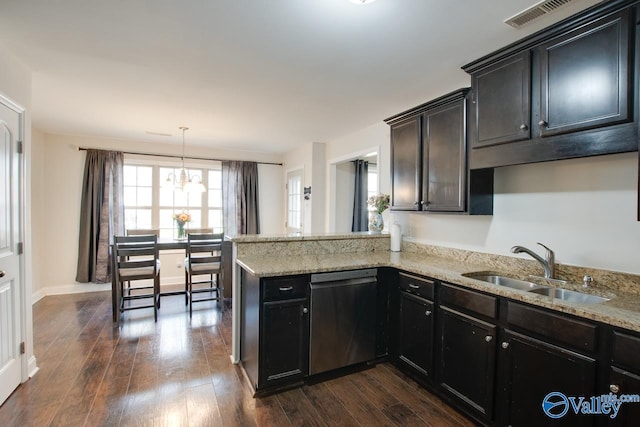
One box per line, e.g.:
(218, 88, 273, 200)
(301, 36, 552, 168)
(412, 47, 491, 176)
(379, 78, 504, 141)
(511, 243, 555, 279)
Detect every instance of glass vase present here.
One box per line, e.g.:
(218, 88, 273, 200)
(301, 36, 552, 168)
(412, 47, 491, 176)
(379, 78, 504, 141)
(177, 223, 186, 239)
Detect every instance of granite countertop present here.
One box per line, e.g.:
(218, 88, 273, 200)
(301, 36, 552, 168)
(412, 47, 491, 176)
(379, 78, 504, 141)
(236, 250, 640, 333)
(227, 231, 389, 243)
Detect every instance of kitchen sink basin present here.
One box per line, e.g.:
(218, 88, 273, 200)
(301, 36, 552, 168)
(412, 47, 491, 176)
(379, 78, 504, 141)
(528, 287, 610, 304)
(464, 273, 545, 291)
(465, 273, 609, 305)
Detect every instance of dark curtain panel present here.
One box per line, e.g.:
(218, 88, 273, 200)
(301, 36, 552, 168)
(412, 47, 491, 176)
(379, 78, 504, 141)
(76, 150, 124, 283)
(222, 161, 260, 236)
(352, 160, 369, 232)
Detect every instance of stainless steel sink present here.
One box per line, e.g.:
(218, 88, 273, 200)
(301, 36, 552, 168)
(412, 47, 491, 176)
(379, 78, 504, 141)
(528, 287, 610, 304)
(464, 273, 545, 291)
(464, 273, 609, 305)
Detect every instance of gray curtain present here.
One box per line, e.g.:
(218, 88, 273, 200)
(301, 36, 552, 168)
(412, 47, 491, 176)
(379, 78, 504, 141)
(76, 150, 124, 283)
(352, 160, 369, 232)
(222, 161, 260, 236)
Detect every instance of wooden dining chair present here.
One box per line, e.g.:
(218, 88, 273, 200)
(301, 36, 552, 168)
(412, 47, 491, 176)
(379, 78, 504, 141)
(113, 234, 161, 321)
(124, 229, 160, 297)
(184, 233, 223, 318)
(186, 228, 213, 234)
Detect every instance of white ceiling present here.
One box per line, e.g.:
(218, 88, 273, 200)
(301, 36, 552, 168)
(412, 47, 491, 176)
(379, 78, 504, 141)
(0, 0, 602, 154)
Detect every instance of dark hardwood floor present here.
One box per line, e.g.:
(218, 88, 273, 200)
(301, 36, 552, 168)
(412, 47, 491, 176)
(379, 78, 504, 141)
(0, 289, 475, 426)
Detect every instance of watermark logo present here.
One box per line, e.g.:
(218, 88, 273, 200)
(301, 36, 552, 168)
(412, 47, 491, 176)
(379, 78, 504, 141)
(542, 392, 640, 419)
(542, 392, 570, 419)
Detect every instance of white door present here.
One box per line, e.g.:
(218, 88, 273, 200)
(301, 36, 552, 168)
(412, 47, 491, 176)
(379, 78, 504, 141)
(0, 97, 23, 405)
(286, 170, 303, 234)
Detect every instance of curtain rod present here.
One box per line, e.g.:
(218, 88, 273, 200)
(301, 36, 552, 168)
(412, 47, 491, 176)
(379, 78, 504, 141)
(77, 147, 283, 166)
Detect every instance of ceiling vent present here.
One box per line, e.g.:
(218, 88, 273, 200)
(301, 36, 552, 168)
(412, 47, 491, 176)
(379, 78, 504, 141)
(504, 0, 576, 29)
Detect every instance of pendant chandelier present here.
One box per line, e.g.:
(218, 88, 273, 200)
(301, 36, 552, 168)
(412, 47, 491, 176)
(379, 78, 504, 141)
(165, 126, 205, 193)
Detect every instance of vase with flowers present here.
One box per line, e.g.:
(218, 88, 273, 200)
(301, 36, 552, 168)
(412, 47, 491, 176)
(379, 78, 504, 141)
(173, 211, 191, 239)
(368, 194, 390, 233)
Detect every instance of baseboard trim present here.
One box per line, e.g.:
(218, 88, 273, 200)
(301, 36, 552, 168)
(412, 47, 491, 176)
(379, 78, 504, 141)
(27, 355, 39, 378)
(32, 277, 188, 304)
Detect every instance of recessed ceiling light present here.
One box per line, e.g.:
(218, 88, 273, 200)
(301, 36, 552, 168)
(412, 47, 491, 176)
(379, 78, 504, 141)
(349, 0, 376, 5)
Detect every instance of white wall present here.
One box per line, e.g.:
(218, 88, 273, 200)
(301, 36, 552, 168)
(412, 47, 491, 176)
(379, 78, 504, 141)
(0, 42, 37, 378)
(325, 121, 640, 275)
(398, 152, 640, 274)
(32, 132, 284, 295)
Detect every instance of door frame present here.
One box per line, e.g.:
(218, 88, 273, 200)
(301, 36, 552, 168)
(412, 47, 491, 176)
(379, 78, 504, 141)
(0, 93, 29, 383)
(285, 167, 304, 234)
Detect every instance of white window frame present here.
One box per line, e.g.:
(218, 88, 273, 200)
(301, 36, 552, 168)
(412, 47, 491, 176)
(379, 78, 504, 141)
(123, 158, 223, 239)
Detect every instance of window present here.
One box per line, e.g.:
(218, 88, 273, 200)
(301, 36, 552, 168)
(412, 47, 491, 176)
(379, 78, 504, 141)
(124, 163, 223, 239)
(286, 170, 303, 234)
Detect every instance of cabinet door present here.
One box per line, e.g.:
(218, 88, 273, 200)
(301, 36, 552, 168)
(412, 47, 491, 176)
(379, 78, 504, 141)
(398, 292, 434, 377)
(260, 298, 308, 388)
(422, 99, 466, 212)
(439, 307, 497, 419)
(608, 367, 640, 426)
(471, 51, 531, 148)
(538, 10, 631, 137)
(501, 330, 597, 427)
(390, 116, 421, 210)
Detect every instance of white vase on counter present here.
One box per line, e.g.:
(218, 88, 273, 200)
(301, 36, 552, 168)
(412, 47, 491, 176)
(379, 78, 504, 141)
(390, 222, 401, 251)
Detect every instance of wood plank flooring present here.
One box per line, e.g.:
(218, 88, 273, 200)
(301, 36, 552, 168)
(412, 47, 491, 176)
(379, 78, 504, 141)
(0, 290, 476, 426)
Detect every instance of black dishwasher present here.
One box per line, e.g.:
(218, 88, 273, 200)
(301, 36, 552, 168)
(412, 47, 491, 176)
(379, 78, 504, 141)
(309, 269, 377, 375)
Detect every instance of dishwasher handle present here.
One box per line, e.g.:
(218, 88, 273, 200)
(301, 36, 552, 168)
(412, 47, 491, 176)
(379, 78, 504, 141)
(310, 276, 376, 290)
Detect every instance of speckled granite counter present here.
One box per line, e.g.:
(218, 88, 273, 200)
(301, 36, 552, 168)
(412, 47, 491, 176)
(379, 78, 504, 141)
(237, 249, 640, 333)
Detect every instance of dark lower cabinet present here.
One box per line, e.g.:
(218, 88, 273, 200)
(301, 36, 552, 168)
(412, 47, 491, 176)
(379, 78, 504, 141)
(240, 271, 309, 394)
(500, 329, 597, 427)
(398, 291, 434, 377)
(260, 297, 308, 388)
(439, 306, 497, 419)
(608, 368, 640, 426)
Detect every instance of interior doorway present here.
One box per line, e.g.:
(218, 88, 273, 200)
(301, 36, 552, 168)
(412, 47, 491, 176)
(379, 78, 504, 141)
(328, 149, 379, 233)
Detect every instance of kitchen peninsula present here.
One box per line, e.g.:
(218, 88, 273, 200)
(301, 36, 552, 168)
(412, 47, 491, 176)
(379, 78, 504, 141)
(230, 232, 640, 426)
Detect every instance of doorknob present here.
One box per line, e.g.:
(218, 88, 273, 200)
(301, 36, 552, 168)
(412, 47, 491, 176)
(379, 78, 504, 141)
(0, 270, 5, 278)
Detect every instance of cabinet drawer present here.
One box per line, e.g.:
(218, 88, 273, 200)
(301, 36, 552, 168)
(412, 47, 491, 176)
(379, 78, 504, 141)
(440, 283, 497, 319)
(507, 302, 597, 353)
(612, 331, 640, 373)
(399, 273, 435, 300)
(262, 276, 308, 302)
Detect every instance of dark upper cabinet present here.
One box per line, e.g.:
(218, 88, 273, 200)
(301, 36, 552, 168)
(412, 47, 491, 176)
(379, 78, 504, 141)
(470, 51, 531, 148)
(390, 116, 421, 210)
(423, 99, 466, 212)
(500, 330, 597, 427)
(386, 89, 493, 215)
(537, 10, 632, 137)
(463, 2, 638, 169)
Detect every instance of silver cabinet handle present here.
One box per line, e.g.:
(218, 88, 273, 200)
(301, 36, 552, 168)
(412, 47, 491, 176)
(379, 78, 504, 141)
(279, 286, 293, 292)
(519, 124, 528, 130)
(485, 336, 493, 342)
(610, 384, 620, 393)
(538, 120, 548, 127)
(502, 342, 509, 349)
(302, 307, 308, 314)
(414, 201, 419, 206)
(409, 284, 420, 289)
(0, 270, 5, 278)
(425, 310, 432, 316)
